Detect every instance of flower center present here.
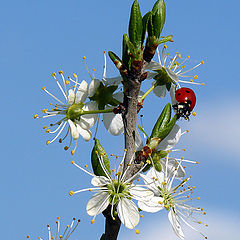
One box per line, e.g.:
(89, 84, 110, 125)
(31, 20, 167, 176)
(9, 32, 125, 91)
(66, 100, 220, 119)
(107, 181, 129, 205)
(66, 102, 84, 121)
(158, 186, 174, 210)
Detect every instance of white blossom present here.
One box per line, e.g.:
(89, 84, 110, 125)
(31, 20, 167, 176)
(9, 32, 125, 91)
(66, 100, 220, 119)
(69, 151, 154, 230)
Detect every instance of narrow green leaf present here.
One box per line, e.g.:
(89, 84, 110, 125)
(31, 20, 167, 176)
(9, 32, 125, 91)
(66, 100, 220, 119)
(91, 139, 111, 177)
(152, 0, 166, 36)
(157, 114, 177, 140)
(137, 124, 150, 141)
(150, 103, 171, 138)
(122, 34, 131, 70)
(129, 0, 143, 47)
(142, 11, 151, 44)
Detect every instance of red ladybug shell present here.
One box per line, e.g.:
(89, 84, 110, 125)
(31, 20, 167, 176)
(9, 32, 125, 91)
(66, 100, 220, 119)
(175, 88, 196, 111)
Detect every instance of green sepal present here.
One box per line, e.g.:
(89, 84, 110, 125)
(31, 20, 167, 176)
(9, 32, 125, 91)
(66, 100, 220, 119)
(89, 82, 119, 110)
(129, 0, 143, 47)
(152, 0, 166, 38)
(158, 35, 173, 45)
(147, 12, 154, 37)
(154, 67, 175, 86)
(157, 114, 177, 140)
(91, 139, 111, 177)
(122, 34, 131, 71)
(142, 11, 151, 44)
(150, 103, 172, 138)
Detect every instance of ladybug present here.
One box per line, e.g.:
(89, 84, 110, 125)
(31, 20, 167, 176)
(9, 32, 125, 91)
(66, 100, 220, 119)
(172, 87, 196, 120)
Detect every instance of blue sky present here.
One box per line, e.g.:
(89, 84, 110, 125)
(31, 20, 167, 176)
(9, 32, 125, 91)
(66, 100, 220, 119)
(1, 0, 240, 239)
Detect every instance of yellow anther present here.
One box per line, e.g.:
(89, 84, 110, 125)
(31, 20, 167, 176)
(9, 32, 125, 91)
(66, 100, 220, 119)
(124, 148, 127, 152)
(38, 237, 41, 239)
(91, 219, 95, 224)
(95, 150, 99, 154)
(66, 80, 70, 85)
(202, 83, 205, 86)
(181, 156, 184, 160)
(178, 54, 181, 59)
(135, 229, 140, 234)
(120, 164, 123, 166)
(198, 221, 202, 224)
(116, 155, 119, 159)
(192, 112, 197, 116)
(164, 45, 167, 49)
(89, 189, 92, 191)
(162, 181, 166, 185)
(52, 237, 54, 239)
(93, 68, 96, 72)
(187, 195, 190, 198)
(187, 55, 190, 59)
(42, 86, 46, 90)
(110, 153, 113, 156)
(158, 201, 163, 204)
(201, 60, 204, 64)
(201, 208, 204, 211)
(166, 53, 169, 56)
(112, 169, 115, 172)
(59, 236, 63, 238)
(85, 164, 88, 168)
(146, 160, 151, 165)
(56, 217, 60, 220)
(134, 150, 136, 152)
(186, 130, 189, 133)
(128, 163, 132, 166)
(46, 129, 50, 133)
(73, 73, 77, 78)
(196, 161, 199, 164)
(46, 140, 50, 145)
(168, 150, 171, 153)
(83, 56, 86, 60)
(176, 52, 179, 54)
(71, 150, 75, 155)
(69, 190, 75, 196)
(141, 162, 144, 165)
(197, 197, 200, 200)
(67, 225, 69, 227)
(140, 214, 143, 218)
(204, 212, 206, 215)
(112, 217, 115, 220)
(42, 109, 48, 113)
(27, 237, 30, 239)
(34, 114, 38, 119)
(64, 146, 69, 150)
(58, 70, 63, 74)
(71, 161, 75, 164)
(190, 79, 194, 82)
(52, 72, 56, 77)
(193, 75, 198, 79)
(137, 178, 140, 182)
(182, 65, 185, 68)
(205, 224, 208, 227)
(190, 175, 192, 178)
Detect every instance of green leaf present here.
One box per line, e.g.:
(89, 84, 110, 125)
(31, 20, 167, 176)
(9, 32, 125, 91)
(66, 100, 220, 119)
(128, 0, 143, 47)
(142, 11, 151, 44)
(147, 12, 154, 37)
(150, 103, 171, 138)
(152, 0, 166, 37)
(91, 139, 111, 177)
(122, 34, 131, 71)
(157, 114, 177, 140)
(108, 51, 123, 71)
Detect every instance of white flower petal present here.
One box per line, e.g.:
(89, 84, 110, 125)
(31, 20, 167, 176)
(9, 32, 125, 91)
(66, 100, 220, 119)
(86, 192, 109, 216)
(117, 198, 139, 229)
(113, 91, 124, 102)
(91, 176, 110, 187)
(146, 61, 162, 71)
(168, 209, 184, 240)
(75, 80, 88, 103)
(68, 89, 75, 105)
(129, 186, 154, 201)
(76, 124, 91, 141)
(166, 67, 179, 83)
(105, 76, 122, 86)
(138, 196, 164, 213)
(139, 173, 159, 195)
(146, 71, 158, 79)
(103, 108, 124, 136)
(146, 168, 165, 184)
(170, 85, 178, 105)
(161, 158, 185, 179)
(68, 120, 79, 140)
(79, 101, 98, 129)
(157, 124, 181, 151)
(89, 79, 101, 97)
(153, 85, 167, 98)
